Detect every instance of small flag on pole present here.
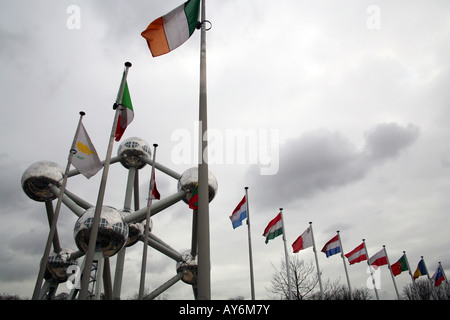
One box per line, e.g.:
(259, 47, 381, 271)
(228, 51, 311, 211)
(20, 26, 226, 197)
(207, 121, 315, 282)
(413, 258, 428, 281)
(263, 213, 283, 244)
(431, 265, 445, 287)
(115, 81, 134, 141)
(141, 0, 201, 57)
(151, 171, 160, 200)
(321, 235, 341, 258)
(369, 249, 388, 267)
(72, 123, 102, 179)
(188, 183, 198, 210)
(229, 196, 247, 229)
(391, 254, 409, 276)
(292, 226, 313, 253)
(345, 243, 367, 265)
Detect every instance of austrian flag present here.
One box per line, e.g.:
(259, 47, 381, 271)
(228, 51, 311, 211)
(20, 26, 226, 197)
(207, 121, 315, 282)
(345, 243, 367, 265)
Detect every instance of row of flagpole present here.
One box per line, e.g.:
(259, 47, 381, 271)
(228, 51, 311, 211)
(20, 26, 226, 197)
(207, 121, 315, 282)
(230, 187, 449, 300)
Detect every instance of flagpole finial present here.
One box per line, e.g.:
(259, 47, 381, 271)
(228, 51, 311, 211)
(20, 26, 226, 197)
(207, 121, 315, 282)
(79, 111, 85, 116)
(153, 143, 158, 147)
(279, 208, 283, 211)
(383, 245, 386, 248)
(362, 238, 365, 242)
(245, 187, 248, 190)
(337, 230, 340, 233)
(309, 221, 312, 225)
(125, 62, 132, 67)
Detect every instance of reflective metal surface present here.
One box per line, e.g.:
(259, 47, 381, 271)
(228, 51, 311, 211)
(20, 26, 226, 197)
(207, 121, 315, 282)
(120, 209, 147, 247)
(74, 206, 129, 257)
(44, 247, 78, 283)
(21, 161, 64, 202)
(117, 137, 152, 169)
(177, 167, 218, 204)
(176, 250, 197, 285)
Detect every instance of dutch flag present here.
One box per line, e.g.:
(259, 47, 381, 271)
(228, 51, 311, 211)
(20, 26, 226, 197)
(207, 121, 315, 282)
(321, 234, 342, 258)
(229, 196, 247, 229)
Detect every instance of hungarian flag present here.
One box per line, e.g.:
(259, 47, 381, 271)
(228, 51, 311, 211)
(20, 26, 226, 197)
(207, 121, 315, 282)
(292, 226, 313, 253)
(263, 213, 283, 244)
(115, 81, 134, 142)
(141, 0, 201, 57)
(72, 123, 102, 179)
(188, 183, 198, 210)
(369, 249, 388, 267)
(391, 254, 408, 276)
(345, 243, 367, 265)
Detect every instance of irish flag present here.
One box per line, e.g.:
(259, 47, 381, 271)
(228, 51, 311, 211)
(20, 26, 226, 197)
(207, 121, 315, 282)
(141, 0, 201, 57)
(115, 81, 134, 142)
(263, 213, 283, 244)
(292, 226, 313, 253)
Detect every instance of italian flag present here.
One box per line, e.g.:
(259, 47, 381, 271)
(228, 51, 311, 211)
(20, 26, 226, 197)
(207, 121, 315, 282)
(141, 0, 201, 57)
(115, 81, 134, 142)
(263, 213, 283, 244)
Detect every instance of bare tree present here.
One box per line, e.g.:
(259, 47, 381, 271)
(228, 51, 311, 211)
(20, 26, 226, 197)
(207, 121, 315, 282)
(402, 279, 450, 300)
(267, 254, 320, 300)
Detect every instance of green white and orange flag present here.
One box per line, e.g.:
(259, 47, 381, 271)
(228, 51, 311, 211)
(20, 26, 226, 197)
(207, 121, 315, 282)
(115, 81, 134, 142)
(72, 123, 102, 179)
(141, 0, 201, 57)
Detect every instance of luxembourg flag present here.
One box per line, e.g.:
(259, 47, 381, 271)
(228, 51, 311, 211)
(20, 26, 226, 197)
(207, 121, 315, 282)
(229, 196, 247, 229)
(321, 235, 341, 258)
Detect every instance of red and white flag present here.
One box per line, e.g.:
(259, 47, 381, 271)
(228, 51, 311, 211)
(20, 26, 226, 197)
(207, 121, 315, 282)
(369, 249, 388, 267)
(345, 243, 367, 265)
(292, 226, 313, 253)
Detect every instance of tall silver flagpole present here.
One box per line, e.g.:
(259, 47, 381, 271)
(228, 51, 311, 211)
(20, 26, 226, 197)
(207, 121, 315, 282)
(383, 245, 400, 300)
(363, 239, 379, 300)
(79, 62, 132, 300)
(197, 0, 211, 300)
(139, 144, 158, 299)
(31, 111, 86, 300)
(337, 230, 353, 300)
(309, 222, 323, 300)
(279, 208, 292, 300)
(245, 187, 255, 300)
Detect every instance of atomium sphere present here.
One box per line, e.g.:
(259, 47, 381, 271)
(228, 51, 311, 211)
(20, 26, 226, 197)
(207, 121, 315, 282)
(177, 167, 218, 205)
(117, 137, 152, 169)
(44, 248, 78, 283)
(176, 250, 197, 285)
(21, 161, 64, 202)
(119, 209, 149, 247)
(74, 206, 129, 257)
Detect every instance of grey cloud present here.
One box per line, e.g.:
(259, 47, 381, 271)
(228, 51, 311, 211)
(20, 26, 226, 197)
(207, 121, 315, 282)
(247, 122, 420, 208)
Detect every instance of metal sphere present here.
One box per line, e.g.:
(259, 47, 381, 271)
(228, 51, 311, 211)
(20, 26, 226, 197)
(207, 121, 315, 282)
(117, 137, 152, 169)
(176, 250, 197, 285)
(119, 209, 149, 247)
(74, 206, 129, 257)
(44, 248, 78, 283)
(21, 161, 63, 202)
(177, 167, 218, 205)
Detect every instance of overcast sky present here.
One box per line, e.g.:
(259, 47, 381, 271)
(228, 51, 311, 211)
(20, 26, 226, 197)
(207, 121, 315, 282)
(1, 0, 450, 300)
